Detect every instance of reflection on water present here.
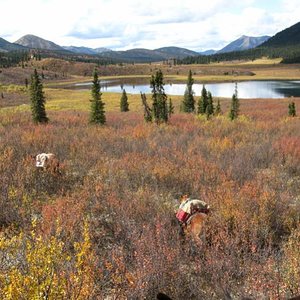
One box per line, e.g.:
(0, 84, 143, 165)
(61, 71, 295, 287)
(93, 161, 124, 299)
(74, 79, 300, 98)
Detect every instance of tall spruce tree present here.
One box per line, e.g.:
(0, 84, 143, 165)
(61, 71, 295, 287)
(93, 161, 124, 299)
(30, 69, 48, 124)
(120, 89, 129, 112)
(197, 85, 208, 114)
(182, 70, 195, 112)
(215, 99, 222, 115)
(206, 91, 214, 119)
(168, 98, 174, 117)
(228, 83, 239, 121)
(288, 101, 296, 117)
(150, 69, 168, 124)
(141, 92, 152, 122)
(89, 69, 105, 124)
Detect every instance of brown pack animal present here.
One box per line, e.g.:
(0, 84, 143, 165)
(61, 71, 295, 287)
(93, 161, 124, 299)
(34, 153, 60, 174)
(176, 195, 210, 243)
(183, 212, 208, 243)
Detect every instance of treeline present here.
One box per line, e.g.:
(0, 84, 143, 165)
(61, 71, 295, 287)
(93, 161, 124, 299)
(0, 51, 30, 68)
(177, 45, 300, 64)
(0, 49, 120, 68)
(30, 50, 121, 66)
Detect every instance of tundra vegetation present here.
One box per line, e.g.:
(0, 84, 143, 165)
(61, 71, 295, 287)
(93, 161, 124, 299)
(0, 61, 300, 299)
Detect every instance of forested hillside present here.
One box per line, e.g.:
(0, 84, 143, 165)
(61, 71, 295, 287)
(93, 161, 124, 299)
(179, 21, 300, 64)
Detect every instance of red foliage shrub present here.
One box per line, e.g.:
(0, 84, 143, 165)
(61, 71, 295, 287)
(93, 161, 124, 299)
(0, 103, 300, 298)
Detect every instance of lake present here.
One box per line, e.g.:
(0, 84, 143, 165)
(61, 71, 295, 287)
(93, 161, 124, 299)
(74, 80, 300, 99)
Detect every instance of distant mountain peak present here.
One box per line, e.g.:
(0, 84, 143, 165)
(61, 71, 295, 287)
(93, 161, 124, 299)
(15, 34, 64, 51)
(218, 35, 270, 53)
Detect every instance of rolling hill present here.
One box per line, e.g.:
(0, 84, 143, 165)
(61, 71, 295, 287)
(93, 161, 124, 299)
(198, 49, 217, 55)
(62, 46, 112, 55)
(97, 48, 169, 62)
(155, 46, 199, 58)
(95, 47, 200, 62)
(62, 46, 97, 55)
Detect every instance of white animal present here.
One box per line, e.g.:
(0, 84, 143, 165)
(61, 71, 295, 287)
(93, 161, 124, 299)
(35, 153, 56, 168)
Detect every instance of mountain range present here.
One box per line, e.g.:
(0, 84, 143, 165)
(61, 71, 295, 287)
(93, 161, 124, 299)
(1, 21, 300, 62)
(0, 34, 269, 62)
(12, 34, 270, 57)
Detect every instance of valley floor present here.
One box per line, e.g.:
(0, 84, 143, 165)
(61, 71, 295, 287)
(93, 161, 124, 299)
(0, 61, 300, 299)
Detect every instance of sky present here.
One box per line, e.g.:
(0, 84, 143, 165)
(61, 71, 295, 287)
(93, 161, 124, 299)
(0, 0, 299, 51)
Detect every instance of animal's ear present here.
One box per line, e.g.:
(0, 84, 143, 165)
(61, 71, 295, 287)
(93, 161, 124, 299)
(30, 154, 36, 159)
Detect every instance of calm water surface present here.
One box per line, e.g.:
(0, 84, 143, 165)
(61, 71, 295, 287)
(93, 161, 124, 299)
(74, 80, 300, 98)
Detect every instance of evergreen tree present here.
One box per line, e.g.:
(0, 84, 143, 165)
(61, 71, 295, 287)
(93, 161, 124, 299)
(168, 98, 174, 117)
(141, 92, 152, 122)
(205, 91, 214, 119)
(228, 83, 239, 121)
(30, 69, 48, 124)
(120, 89, 129, 112)
(89, 69, 105, 124)
(197, 85, 208, 114)
(150, 69, 168, 124)
(215, 99, 222, 115)
(288, 101, 296, 117)
(182, 70, 195, 112)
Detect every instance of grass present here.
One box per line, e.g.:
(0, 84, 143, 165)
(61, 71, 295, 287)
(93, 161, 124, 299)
(239, 57, 282, 65)
(45, 89, 146, 112)
(45, 89, 184, 113)
(43, 89, 181, 112)
(0, 87, 185, 114)
(210, 57, 282, 66)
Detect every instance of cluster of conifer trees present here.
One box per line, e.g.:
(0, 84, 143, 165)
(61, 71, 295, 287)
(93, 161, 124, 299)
(140, 69, 174, 124)
(180, 70, 221, 119)
(29, 69, 297, 125)
(0, 51, 30, 68)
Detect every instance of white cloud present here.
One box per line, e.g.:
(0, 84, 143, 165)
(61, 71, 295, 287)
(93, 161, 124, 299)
(0, 0, 299, 51)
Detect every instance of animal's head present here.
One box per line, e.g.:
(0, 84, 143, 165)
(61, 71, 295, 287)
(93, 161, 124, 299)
(180, 194, 189, 203)
(205, 205, 211, 214)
